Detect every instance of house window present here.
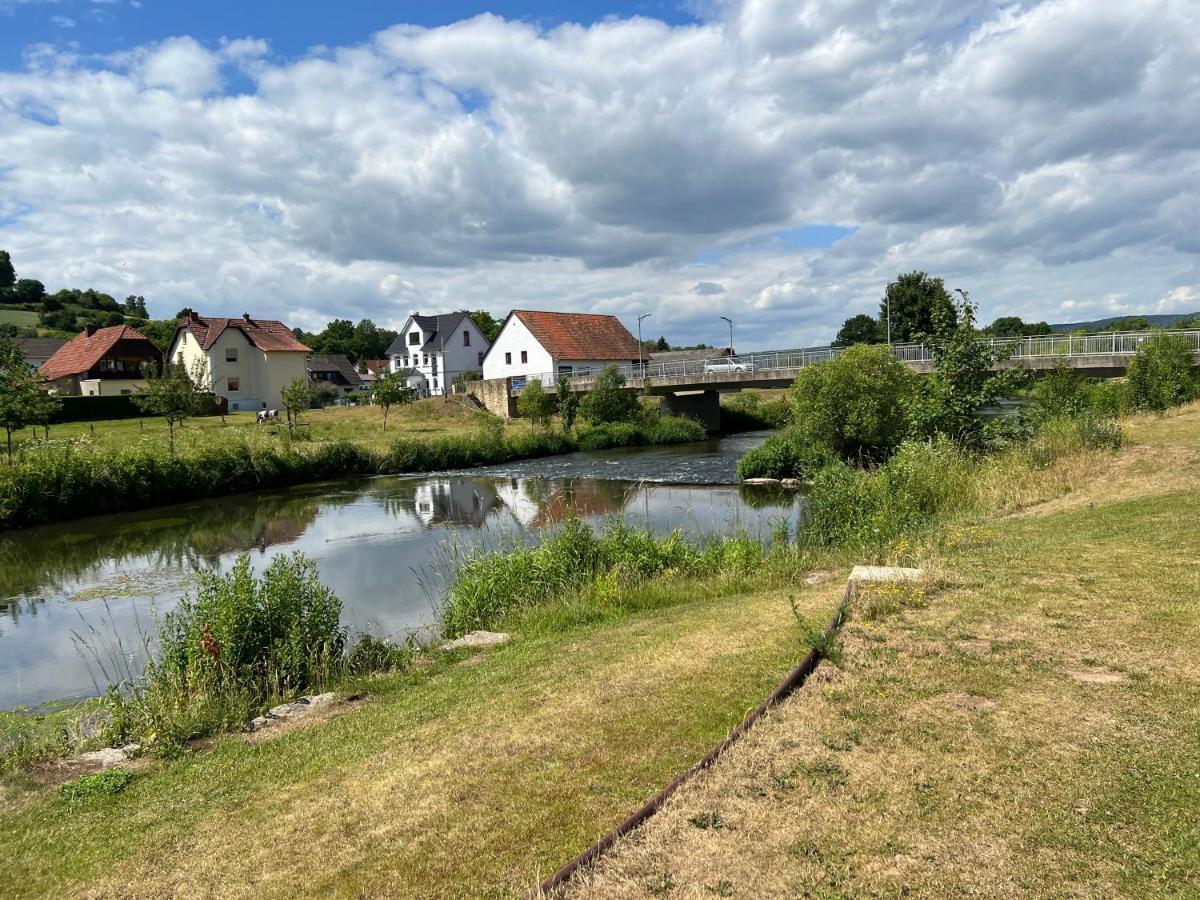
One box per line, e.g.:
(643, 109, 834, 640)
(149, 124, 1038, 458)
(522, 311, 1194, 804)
(505, 352, 512, 365)
(520, 350, 528, 364)
(225, 348, 238, 363)
(433, 378, 439, 390)
(401, 356, 408, 367)
(463, 330, 471, 346)
(408, 332, 420, 345)
(228, 378, 240, 392)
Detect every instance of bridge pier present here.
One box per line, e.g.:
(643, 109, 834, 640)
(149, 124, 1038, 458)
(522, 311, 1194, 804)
(660, 390, 722, 433)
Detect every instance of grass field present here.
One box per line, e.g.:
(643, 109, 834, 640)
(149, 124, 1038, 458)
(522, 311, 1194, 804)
(0, 309, 39, 328)
(12, 397, 504, 456)
(0, 408, 1196, 897)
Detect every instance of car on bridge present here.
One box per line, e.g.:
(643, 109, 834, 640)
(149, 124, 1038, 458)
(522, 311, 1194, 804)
(702, 357, 758, 374)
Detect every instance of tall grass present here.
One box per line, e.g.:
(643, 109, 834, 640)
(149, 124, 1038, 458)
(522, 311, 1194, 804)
(0, 416, 706, 530)
(104, 553, 346, 750)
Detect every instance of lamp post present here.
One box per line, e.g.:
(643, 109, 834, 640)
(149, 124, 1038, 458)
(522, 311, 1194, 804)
(720, 316, 734, 358)
(637, 313, 653, 376)
(886, 281, 896, 345)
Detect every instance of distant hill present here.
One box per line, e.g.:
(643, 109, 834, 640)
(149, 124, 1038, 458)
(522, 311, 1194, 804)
(1049, 312, 1200, 332)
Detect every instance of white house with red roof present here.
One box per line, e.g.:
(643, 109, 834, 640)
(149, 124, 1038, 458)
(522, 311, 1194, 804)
(167, 312, 312, 412)
(481, 310, 641, 384)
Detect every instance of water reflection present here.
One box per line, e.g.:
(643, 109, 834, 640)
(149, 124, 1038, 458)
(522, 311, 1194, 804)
(0, 433, 798, 709)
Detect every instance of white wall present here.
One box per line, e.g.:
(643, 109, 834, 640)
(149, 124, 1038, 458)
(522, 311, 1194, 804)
(390, 316, 490, 396)
(483, 316, 554, 381)
(169, 327, 306, 411)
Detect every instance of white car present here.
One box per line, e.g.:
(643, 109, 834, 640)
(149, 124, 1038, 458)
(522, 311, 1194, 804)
(703, 357, 757, 374)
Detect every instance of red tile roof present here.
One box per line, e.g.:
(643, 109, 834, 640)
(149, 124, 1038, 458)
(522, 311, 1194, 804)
(512, 310, 640, 361)
(363, 358, 390, 375)
(177, 314, 311, 353)
(40, 325, 160, 381)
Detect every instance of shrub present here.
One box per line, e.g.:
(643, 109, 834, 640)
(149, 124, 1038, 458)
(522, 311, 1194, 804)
(578, 365, 641, 425)
(516, 379, 555, 425)
(790, 344, 914, 462)
(737, 431, 834, 481)
(722, 393, 791, 432)
(346, 635, 414, 675)
(60, 768, 133, 802)
(107, 552, 345, 748)
(1126, 333, 1197, 412)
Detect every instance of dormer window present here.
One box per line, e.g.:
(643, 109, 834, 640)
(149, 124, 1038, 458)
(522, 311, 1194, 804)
(408, 332, 420, 346)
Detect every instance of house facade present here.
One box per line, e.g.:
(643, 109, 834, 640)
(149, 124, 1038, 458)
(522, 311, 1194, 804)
(39, 325, 162, 396)
(385, 313, 490, 398)
(168, 312, 311, 412)
(306, 353, 363, 398)
(481, 310, 641, 384)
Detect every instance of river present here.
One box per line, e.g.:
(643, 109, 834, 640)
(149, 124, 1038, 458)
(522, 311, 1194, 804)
(0, 432, 803, 711)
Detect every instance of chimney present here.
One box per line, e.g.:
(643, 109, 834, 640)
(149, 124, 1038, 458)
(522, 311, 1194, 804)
(188, 310, 199, 323)
(242, 312, 252, 324)
(84, 324, 98, 338)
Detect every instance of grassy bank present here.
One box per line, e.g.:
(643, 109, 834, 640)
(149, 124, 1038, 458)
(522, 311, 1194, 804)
(0, 413, 705, 530)
(1, 407, 1194, 895)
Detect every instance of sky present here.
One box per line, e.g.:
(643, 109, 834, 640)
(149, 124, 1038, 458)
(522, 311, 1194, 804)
(1, 0, 1198, 350)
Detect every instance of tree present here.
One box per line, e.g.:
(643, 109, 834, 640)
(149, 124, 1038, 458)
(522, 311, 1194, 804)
(1104, 316, 1152, 332)
(132, 358, 209, 456)
(0, 335, 60, 460)
(309, 319, 355, 358)
(371, 371, 413, 429)
(985, 316, 1029, 337)
(1126, 333, 1197, 412)
(907, 289, 1025, 449)
(880, 271, 956, 343)
(0, 250, 14, 291)
(790, 344, 914, 462)
(281, 377, 314, 435)
(578, 365, 640, 425)
(517, 379, 555, 426)
(655, 336, 670, 351)
(139, 319, 182, 352)
(556, 374, 579, 432)
(174, 307, 194, 321)
(833, 314, 882, 347)
(124, 295, 148, 318)
(464, 310, 502, 343)
(10, 279, 45, 305)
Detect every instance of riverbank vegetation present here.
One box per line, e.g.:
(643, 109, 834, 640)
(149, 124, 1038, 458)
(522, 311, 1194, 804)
(2, 402, 1197, 896)
(0, 407, 705, 530)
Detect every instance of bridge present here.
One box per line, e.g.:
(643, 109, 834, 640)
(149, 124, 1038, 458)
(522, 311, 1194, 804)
(470, 330, 1200, 430)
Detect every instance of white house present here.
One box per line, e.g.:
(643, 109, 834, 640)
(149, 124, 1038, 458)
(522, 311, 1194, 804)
(385, 312, 490, 398)
(481, 310, 641, 384)
(167, 312, 312, 412)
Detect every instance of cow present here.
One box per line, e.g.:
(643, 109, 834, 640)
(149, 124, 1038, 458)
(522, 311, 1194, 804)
(257, 408, 279, 424)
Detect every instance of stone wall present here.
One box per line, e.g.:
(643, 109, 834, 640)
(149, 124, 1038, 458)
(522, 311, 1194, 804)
(470, 377, 517, 419)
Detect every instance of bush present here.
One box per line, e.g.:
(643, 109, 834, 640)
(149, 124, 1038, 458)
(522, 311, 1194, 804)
(790, 344, 914, 462)
(578, 365, 641, 425)
(1126, 333, 1197, 412)
(721, 393, 791, 432)
(106, 553, 345, 748)
(737, 431, 834, 481)
(60, 768, 133, 801)
(516, 379, 555, 425)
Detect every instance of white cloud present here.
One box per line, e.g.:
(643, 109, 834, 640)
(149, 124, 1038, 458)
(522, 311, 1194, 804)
(0, 0, 1198, 348)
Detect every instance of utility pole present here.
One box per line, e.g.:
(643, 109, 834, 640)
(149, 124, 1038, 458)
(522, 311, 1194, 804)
(637, 313, 653, 376)
(720, 316, 734, 357)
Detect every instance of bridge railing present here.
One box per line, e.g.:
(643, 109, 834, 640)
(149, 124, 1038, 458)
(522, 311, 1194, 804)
(510, 329, 1200, 392)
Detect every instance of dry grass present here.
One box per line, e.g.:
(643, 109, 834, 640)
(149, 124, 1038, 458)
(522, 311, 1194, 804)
(573, 412, 1200, 899)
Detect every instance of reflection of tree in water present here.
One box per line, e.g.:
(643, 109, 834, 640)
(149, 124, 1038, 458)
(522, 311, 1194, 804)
(0, 489, 337, 600)
(0, 594, 46, 635)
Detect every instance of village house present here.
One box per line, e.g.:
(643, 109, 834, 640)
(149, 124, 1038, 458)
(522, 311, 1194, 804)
(39, 325, 162, 396)
(306, 353, 363, 398)
(15, 337, 67, 372)
(385, 313, 490, 398)
(167, 312, 311, 412)
(481, 310, 641, 384)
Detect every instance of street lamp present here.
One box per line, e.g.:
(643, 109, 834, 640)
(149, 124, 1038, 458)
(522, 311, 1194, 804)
(886, 281, 896, 345)
(637, 313, 653, 376)
(720, 316, 734, 358)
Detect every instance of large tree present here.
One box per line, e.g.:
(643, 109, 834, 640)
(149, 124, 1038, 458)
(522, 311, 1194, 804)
(833, 314, 882, 347)
(879, 271, 956, 344)
(0, 250, 14, 291)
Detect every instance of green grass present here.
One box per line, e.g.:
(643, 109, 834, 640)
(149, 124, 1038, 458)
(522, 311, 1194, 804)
(0, 309, 39, 328)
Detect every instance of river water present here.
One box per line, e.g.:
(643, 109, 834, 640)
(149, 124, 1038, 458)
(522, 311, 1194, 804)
(0, 432, 802, 711)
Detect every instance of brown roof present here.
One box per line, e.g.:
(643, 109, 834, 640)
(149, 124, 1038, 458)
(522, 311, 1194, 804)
(40, 325, 158, 381)
(362, 358, 390, 375)
(511, 310, 640, 361)
(176, 313, 311, 353)
(306, 353, 362, 385)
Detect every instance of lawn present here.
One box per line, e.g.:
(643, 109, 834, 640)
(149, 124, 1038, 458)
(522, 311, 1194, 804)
(12, 397, 501, 456)
(0, 409, 1196, 897)
(0, 309, 40, 328)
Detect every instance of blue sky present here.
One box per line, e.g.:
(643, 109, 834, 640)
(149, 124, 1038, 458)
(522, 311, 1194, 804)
(1, 0, 1197, 348)
(0, 1, 698, 68)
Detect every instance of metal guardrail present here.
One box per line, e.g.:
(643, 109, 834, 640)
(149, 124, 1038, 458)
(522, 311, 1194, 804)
(513, 329, 1200, 390)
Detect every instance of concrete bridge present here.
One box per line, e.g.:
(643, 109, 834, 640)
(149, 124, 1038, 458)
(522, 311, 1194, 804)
(472, 329, 1200, 431)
